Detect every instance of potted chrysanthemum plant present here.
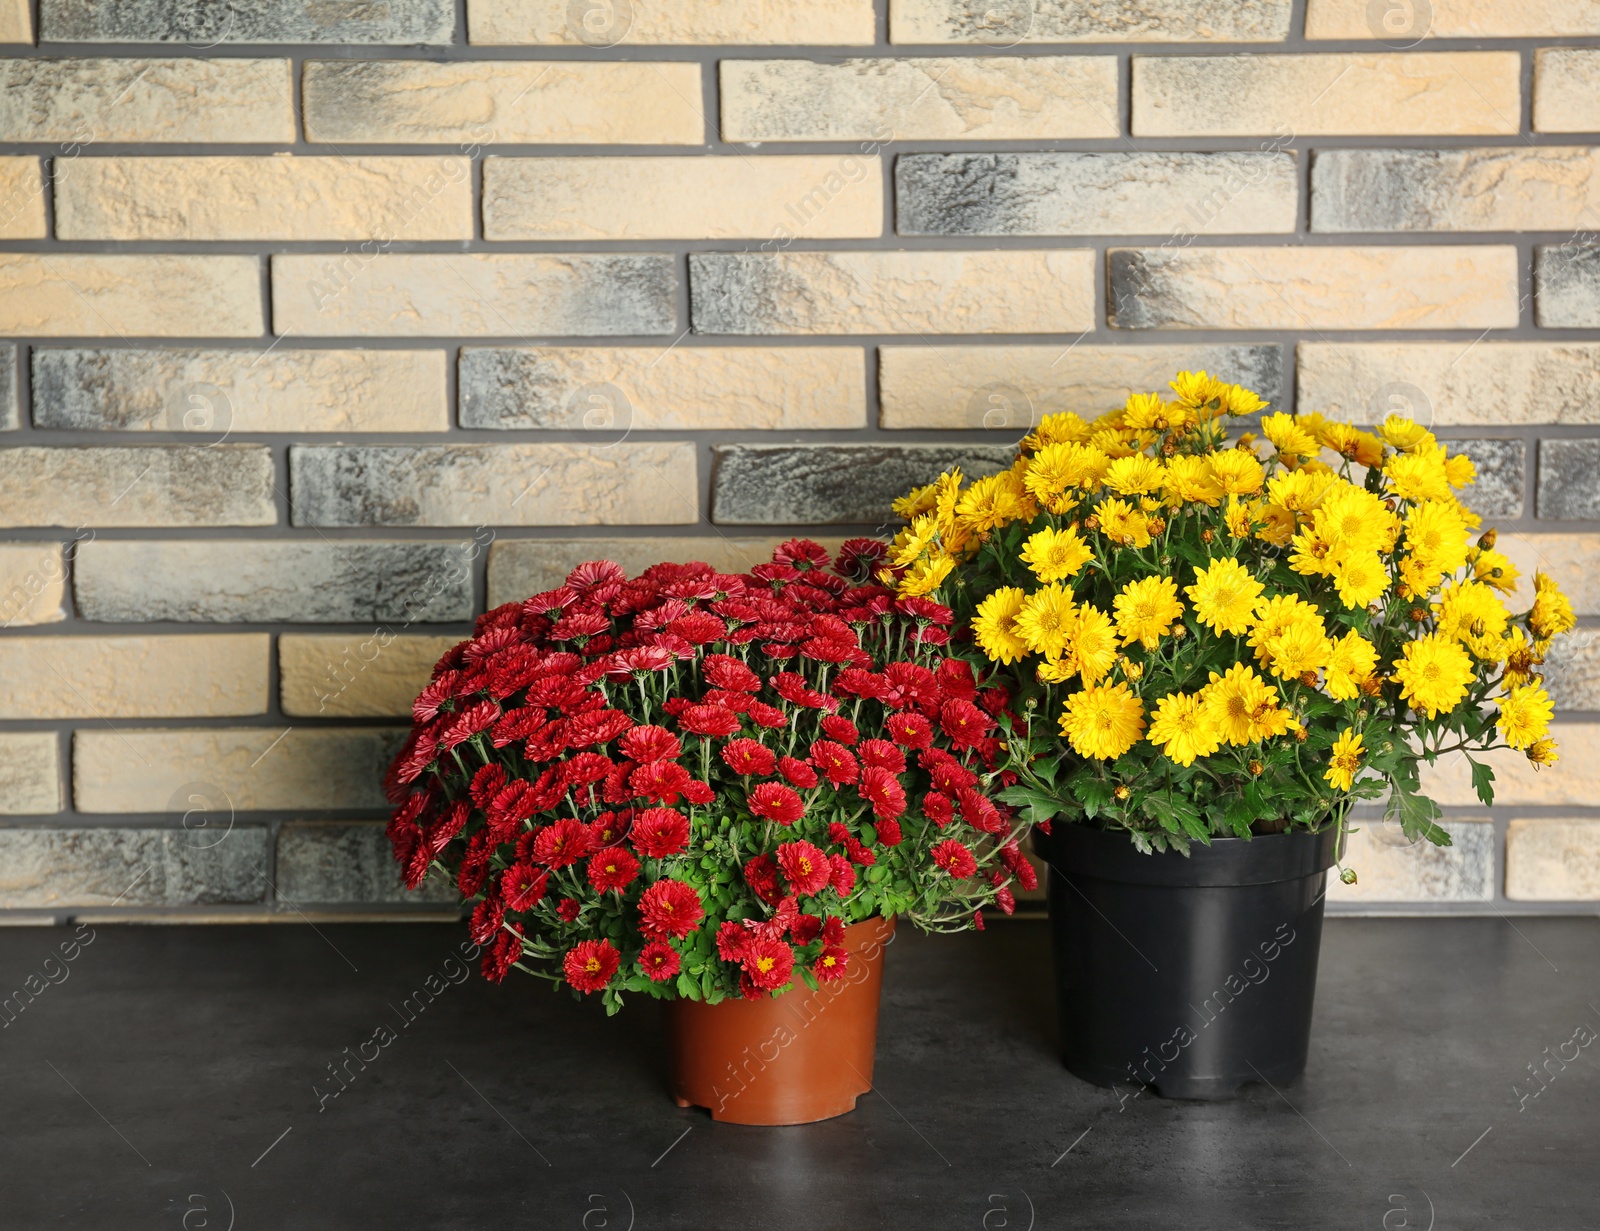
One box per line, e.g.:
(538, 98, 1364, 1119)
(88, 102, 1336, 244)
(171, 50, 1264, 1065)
(884, 371, 1575, 1100)
(384, 541, 1031, 1125)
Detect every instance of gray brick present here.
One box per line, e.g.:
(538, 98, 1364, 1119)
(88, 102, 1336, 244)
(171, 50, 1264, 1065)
(290, 444, 698, 528)
(712, 444, 1012, 526)
(0, 446, 277, 529)
(1542, 629, 1600, 712)
(1536, 244, 1600, 327)
(276, 821, 455, 907)
(1331, 819, 1494, 904)
(897, 151, 1297, 237)
(1447, 439, 1524, 521)
(892, 0, 1292, 43)
(41, 0, 455, 43)
(1538, 439, 1600, 520)
(0, 827, 268, 908)
(1312, 148, 1600, 233)
(0, 733, 61, 815)
(0, 347, 15, 430)
(73, 541, 474, 624)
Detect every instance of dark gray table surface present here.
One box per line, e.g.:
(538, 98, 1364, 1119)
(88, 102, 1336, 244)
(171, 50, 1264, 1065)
(1, 916, 1595, 1230)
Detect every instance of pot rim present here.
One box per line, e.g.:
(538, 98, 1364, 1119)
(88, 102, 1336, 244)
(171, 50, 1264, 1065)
(1033, 823, 1339, 888)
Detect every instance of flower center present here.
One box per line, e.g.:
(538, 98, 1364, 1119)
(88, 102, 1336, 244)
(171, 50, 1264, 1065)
(756, 957, 775, 974)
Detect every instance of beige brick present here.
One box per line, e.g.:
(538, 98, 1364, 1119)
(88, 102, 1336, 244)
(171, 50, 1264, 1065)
(1496, 534, 1600, 614)
(459, 346, 866, 430)
(280, 633, 460, 718)
(1309, 0, 1600, 38)
(1109, 245, 1519, 331)
(0, 733, 60, 815)
(1313, 148, 1600, 234)
(0, 0, 30, 42)
(1534, 49, 1600, 134)
(1506, 819, 1600, 900)
(0, 58, 294, 143)
(0, 255, 263, 338)
(0, 158, 44, 239)
(290, 443, 699, 527)
(0, 446, 276, 529)
(302, 59, 703, 144)
(722, 57, 1118, 142)
(54, 156, 473, 242)
(692, 250, 1096, 335)
(271, 253, 675, 338)
(73, 727, 404, 812)
(483, 155, 883, 242)
(471, 0, 874, 44)
(1298, 342, 1600, 429)
(1422, 727, 1600, 807)
(487, 536, 847, 606)
(1132, 53, 1521, 137)
(0, 542, 67, 627)
(0, 634, 267, 719)
(893, 0, 1292, 42)
(33, 348, 448, 434)
(1330, 819, 1494, 902)
(878, 343, 1281, 429)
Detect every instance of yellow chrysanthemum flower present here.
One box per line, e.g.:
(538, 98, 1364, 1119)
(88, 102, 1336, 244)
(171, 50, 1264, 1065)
(1472, 548, 1520, 594)
(1312, 484, 1390, 557)
(1331, 551, 1389, 610)
(972, 587, 1029, 665)
(957, 471, 1031, 535)
(1323, 729, 1365, 792)
(1257, 620, 1332, 681)
(1095, 498, 1153, 548)
(1162, 455, 1224, 506)
(1261, 412, 1319, 460)
(1063, 603, 1120, 685)
(1123, 392, 1195, 434)
(1444, 452, 1477, 490)
(1186, 557, 1265, 636)
(1210, 449, 1265, 496)
(1060, 681, 1146, 761)
(898, 552, 954, 597)
(1530, 572, 1577, 643)
(1249, 595, 1327, 669)
(1221, 383, 1269, 417)
(1223, 496, 1258, 539)
(1527, 737, 1560, 768)
(1379, 415, 1433, 452)
(1392, 633, 1476, 718)
(1015, 585, 1076, 659)
(1203, 664, 1291, 746)
(1020, 524, 1093, 584)
(1168, 370, 1228, 412)
(1289, 526, 1339, 578)
(1104, 454, 1167, 496)
(1266, 469, 1336, 518)
(1316, 422, 1386, 468)
(1323, 631, 1379, 701)
(1147, 691, 1222, 767)
(1385, 451, 1453, 503)
(892, 481, 938, 521)
(1498, 626, 1541, 689)
(1113, 575, 1185, 649)
(1434, 580, 1511, 659)
(1404, 500, 1470, 581)
(1497, 684, 1554, 751)
(1023, 412, 1092, 451)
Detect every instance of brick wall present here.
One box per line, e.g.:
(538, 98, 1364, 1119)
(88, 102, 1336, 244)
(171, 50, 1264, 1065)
(2, 0, 1599, 920)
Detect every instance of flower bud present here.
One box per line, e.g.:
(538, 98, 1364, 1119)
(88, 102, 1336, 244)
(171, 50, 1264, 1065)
(1248, 760, 1264, 776)
(1113, 784, 1131, 801)
(1339, 867, 1358, 885)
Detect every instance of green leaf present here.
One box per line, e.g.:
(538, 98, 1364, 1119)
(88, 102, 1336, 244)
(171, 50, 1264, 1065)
(676, 973, 700, 1001)
(997, 784, 1065, 825)
(1387, 778, 1451, 848)
(1467, 756, 1496, 808)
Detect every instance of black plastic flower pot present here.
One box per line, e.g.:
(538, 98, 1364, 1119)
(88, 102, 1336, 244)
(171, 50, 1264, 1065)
(1033, 823, 1338, 1102)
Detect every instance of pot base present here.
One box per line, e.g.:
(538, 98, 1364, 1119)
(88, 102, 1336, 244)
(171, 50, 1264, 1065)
(663, 917, 894, 1126)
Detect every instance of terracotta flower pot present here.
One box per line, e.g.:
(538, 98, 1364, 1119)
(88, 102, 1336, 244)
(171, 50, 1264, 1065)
(663, 916, 895, 1125)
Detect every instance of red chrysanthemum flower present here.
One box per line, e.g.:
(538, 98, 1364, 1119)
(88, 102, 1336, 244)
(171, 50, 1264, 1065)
(810, 739, 860, 787)
(858, 738, 907, 774)
(743, 853, 782, 904)
(820, 715, 859, 745)
(746, 701, 787, 728)
(834, 537, 889, 583)
(791, 914, 822, 946)
(814, 944, 850, 983)
(885, 711, 934, 749)
(771, 671, 834, 710)
(587, 847, 641, 893)
(923, 750, 978, 794)
(669, 610, 727, 645)
(778, 755, 819, 789)
(875, 817, 903, 846)
(679, 704, 741, 738)
(931, 839, 978, 879)
(720, 738, 777, 777)
(957, 786, 1006, 834)
(703, 653, 761, 693)
(630, 760, 693, 804)
(631, 807, 690, 858)
(859, 765, 908, 821)
(567, 559, 627, 595)
(560, 752, 613, 789)
(441, 700, 500, 751)
(739, 935, 796, 993)
(776, 841, 832, 897)
(500, 863, 549, 912)
(774, 538, 830, 572)
(827, 853, 857, 898)
(620, 724, 681, 764)
(564, 708, 632, 748)
(681, 779, 716, 806)
(468, 895, 505, 945)
(939, 698, 994, 749)
(639, 940, 680, 983)
(556, 897, 581, 922)
(704, 688, 752, 714)
(749, 781, 805, 826)
(638, 879, 705, 939)
(482, 927, 523, 983)
(563, 938, 621, 994)
(532, 819, 591, 869)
